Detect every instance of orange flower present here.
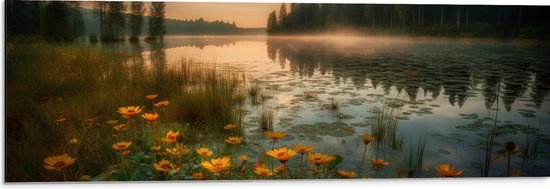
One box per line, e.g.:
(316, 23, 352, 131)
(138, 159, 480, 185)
(291, 143, 316, 154)
(154, 100, 170, 108)
(224, 124, 237, 130)
(360, 134, 375, 145)
(201, 157, 232, 173)
(112, 141, 132, 154)
(273, 164, 285, 174)
(113, 124, 127, 132)
(254, 161, 267, 168)
(146, 94, 158, 100)
(196, 147, 213, 157)
(151, 146, 161, 153)
(166, 147, 181, 156)
(69, 138, 79, 145)
(337, 170, 357, 178)
(371, 159, 389, 169)
(436, 163, 463, 177)
(153, 159, 176, 172)
(106, 120, 119, 125)
(141, 112, 159, 122)
(266, 147, 297, 163)
(239, 155, 250, 162)
(117, 106, 142, 117)
(224, 136, 243, 145)
(161, 130, 179, 143)
(254, 166, 273, 177)
(192, 172, 204, 180)
(265, 131, 287, 140)
(43, 154, 75, 171)
(307, 152, 336, 166)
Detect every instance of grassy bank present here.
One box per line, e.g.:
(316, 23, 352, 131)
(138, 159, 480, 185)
(5, 38, 244, 181)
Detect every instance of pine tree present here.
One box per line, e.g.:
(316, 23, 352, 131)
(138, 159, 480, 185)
(129, 2, 145, 41)
(148, 2, 166, 42)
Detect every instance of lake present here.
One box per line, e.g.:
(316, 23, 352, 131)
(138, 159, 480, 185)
(93, 35, 550, 177)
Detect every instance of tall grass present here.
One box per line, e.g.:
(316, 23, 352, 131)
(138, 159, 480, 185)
(5, 38, 243, 181)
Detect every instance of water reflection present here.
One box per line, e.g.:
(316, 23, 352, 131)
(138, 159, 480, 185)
(266, 38, 550, 112)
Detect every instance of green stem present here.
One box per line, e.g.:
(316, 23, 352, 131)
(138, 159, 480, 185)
(359, 144, 368, 175)
(62, 170, 67, 181)
(507, 151, 511, 177)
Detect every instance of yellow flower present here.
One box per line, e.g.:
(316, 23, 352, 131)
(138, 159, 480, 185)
(371, 159, 389, 169)
(266, 147, 297, 163)
(112, 141, 132, 154)
(239, 155, 250, 162)
(79, 175, 92, 181)
(161, 130, 179, 143)
(265, 131, 287, 140)
(337, 170, 357, 178)
(224, 124, 237, 130)
(360, 134, 375, 145)
(141, 112, 159, 122)
(106, 120, 119, 125)
(117, 106, 142, 117)
(436, 163, 463, 177)
(254, 166, 273, 177)
(166, 147, 181, 156)
(192, 172, 204, 180)
(146, 94, 158, 100)
(196, 147, 213, 157)
(151, 146, 161, 153)
(43, 154, 76, 171)
(69, 138, 78, 145)
(113, 124, 127, 132)
(307, 152, 336, 166)
(153, 159, 177, 172)
(292, 143, 316, 154)
(201, 157, 232, 173)
(225, 136, 243, 145)
(154, 100, 170, 108)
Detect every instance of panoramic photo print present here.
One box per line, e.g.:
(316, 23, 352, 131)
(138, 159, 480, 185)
(4, 0, 550, 182)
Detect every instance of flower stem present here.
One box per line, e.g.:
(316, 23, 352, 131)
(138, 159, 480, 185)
(507, 151, 512, 177)
(359, 144, 368, 175)
(62, 170, 67, 181)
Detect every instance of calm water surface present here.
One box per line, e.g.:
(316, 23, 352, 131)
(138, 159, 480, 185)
(98, 35, 550, 177)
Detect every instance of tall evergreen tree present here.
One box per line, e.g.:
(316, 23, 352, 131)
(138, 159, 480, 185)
(148, 2, 166, 41)
(267, 10, 278, 35)
(279, 3, 287, 33)
(106, 2, 126, 41)
(129, 2, 145, 41)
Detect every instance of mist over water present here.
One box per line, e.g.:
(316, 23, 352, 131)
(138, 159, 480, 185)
(99, 35, 550, 176)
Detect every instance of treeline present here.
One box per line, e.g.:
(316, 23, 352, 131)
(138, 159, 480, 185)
(92, 1, 165, 42)
(6, 0, 85, 41)
(267, 3, 550, 39)
(6, 0, 166, 43)
(165, 18, 241, 35)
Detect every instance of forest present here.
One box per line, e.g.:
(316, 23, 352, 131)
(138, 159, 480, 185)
(267, 3, 550, 39)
